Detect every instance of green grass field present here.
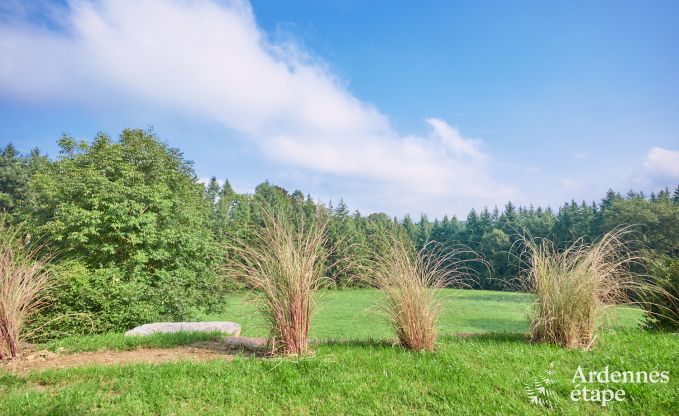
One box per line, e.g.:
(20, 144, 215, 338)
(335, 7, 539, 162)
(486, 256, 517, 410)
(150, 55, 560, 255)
(200, 289, 646, 339)
(1, 289, 677, 415)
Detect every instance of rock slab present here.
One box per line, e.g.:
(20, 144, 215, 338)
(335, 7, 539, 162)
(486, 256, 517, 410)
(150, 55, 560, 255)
(125, 322, 241, 337)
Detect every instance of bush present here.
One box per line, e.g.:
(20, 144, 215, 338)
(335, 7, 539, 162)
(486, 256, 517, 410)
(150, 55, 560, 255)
(644, 256, 679, 331)
(29, 262, 171, 338)
(23, 129, 224, 334)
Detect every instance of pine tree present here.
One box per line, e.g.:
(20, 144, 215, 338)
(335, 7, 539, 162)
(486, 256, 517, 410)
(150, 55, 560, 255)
(464, 209, 483, 247)
(499, 202, 518, 235)
(600, 189, 622, 210)
(0, 144, 47, 216)
(205, 177, 220, 205)
(402, 214, 417, 242)
(480, 207, 494, 232)
(416, 214, 432, 249)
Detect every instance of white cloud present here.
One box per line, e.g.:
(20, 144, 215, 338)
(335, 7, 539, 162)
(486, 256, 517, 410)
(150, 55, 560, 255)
(0, 0, 515, 216)
(572, 151, 588, 160)
(559, 178, 581, 191)
(644, 147, 679, 179)
(523, 166, 542, 174)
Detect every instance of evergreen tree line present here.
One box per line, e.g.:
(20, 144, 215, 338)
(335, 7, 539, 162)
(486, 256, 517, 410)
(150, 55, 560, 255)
(1, 131, 679, 334)
(203, 178, 679, 291)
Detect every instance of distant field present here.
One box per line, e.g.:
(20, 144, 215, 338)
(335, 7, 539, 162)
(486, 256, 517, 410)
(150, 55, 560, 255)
(197, 288, 646, 339)
(2, 289, 673, 416)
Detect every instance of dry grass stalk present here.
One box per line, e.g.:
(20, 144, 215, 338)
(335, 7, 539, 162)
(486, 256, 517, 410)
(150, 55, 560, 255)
(523, 227, 648, 349)
(225, 208, 330, 356)
(369, 232, 477, 351)
(0, 222, 49, 360)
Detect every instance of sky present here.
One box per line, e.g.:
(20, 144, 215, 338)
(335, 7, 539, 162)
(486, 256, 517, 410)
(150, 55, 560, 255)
(1, 0, 678, 218)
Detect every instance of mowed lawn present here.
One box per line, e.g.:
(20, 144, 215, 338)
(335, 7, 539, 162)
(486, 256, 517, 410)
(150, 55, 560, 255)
(199, 288, 646, 339)
(1, 289, 677, 415)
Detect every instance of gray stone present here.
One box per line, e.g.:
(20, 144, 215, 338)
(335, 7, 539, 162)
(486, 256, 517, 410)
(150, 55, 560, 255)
(223, 336, 268, 351)
(124, 322, 241, 337)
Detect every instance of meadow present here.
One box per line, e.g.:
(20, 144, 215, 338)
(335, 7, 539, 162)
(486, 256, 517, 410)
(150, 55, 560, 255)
(201, 289, 645, 338)
(1, 289, 677, 415)
(2, 4, 679, 414)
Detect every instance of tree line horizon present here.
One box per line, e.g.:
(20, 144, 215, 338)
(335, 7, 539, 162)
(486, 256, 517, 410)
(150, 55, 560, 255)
(4, 131, 679, 290)
(1, 129, 678, 334)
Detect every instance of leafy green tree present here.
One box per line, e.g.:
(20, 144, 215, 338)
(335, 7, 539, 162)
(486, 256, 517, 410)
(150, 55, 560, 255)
(602, 197, 679, 257)
(24, 129, 222, 331)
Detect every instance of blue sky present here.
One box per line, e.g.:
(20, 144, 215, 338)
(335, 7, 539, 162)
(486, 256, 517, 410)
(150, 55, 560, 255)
(1, 0, 678, 218)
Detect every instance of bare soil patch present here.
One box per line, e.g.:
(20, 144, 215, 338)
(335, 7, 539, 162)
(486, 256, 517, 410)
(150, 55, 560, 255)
(0, 334, 507, 374)
(0, 339, 262, 374)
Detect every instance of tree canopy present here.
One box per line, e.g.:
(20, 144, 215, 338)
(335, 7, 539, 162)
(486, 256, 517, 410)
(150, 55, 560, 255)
(8, 130, 223, 332)
(2, 130, 678, 332)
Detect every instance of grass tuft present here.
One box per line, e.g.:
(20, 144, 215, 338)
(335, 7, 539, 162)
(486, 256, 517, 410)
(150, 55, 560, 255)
(225, 208, 330, 356)
(368, 232, 477, 351)
(0, 221, 50, 360)
(522, 227, 654, 349)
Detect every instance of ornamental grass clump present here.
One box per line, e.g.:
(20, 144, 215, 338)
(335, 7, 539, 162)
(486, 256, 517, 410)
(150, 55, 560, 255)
(0, 222, 50, 360)
(369, 232, 476, 351)
(523, 228, 649, 349)
(226, 208, 330, 356)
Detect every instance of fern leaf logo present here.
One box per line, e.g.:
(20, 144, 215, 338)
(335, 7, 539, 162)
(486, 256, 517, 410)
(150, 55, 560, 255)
(526, 362, 557, 407)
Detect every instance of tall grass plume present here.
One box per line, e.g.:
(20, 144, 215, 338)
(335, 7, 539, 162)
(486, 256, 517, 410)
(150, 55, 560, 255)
(522, 228, 654, 349)
(0, 221, 50, 360)
(225, 208, 330, 356)
(369, 231, 477, 351)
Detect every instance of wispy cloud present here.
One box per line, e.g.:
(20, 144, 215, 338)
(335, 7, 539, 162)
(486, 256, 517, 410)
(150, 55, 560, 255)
(523, 166, 542, 174)
(0, 0, 515, 216)
(559, 178, 582, 191)
(644, 147, 679, 180)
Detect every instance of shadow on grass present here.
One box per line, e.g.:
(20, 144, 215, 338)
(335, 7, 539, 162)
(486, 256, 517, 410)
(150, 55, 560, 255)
(459, 317, 529, 333)
(34, 331, 536, 362)
(440, 332, 530, 344)
(202, 337, 399, 356)
(315, 332, 531, 350)
(194, 332, 535, 358)
(444, 293, 534, 303)
(313, 338, 396, 348)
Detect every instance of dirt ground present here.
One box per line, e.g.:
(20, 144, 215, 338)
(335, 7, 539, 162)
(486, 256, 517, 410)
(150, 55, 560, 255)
(1, 337, 269, 374)
(1, 334, 494, 374)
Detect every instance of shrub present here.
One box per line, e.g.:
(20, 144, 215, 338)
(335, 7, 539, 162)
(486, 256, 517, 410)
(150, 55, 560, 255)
(28, 262, 176, 339)
(644, 256, 679, 331)
(523, 228, 647, 349)
(369, 231, 473, 351)
(0, 221, 49, 359)
(226, 207, 330, 355)
(22, 129, 223, 333)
